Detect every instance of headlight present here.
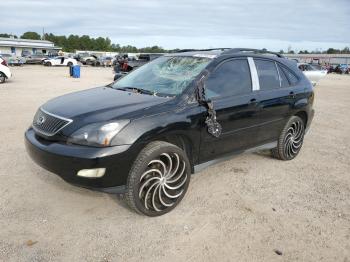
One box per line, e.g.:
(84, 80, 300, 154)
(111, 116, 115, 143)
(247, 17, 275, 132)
(67, 120, 130, 147)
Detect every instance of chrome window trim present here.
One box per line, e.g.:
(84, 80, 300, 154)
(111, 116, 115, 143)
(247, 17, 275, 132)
(247, 57, 260, 91)
(275, 61, 282, 88)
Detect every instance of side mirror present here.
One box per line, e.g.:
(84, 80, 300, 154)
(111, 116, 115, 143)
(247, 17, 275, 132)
(196, 70, 209, 103)
(195, 70, 222, 138)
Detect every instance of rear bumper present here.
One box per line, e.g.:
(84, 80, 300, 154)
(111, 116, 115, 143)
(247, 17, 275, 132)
(25, 128, 139, 193)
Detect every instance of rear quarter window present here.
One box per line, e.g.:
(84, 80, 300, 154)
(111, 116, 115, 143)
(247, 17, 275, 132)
(280, 65, 299, 85)
(277, 64, 291, 88)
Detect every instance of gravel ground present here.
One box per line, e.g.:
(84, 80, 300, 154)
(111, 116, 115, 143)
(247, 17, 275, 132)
(0, 66, 349, 262)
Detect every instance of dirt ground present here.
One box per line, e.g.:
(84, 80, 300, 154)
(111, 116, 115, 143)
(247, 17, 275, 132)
(0, 66, 349, 262)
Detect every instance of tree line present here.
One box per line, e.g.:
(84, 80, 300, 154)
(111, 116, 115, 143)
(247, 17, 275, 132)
(1, 32, 349, 54)
(280, 47, 350, 55)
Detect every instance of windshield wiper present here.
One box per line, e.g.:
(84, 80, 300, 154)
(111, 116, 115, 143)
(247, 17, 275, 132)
(116, 87, 155, 96)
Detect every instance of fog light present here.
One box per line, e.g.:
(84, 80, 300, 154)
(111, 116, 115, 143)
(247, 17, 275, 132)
(77, 168, 106, 178)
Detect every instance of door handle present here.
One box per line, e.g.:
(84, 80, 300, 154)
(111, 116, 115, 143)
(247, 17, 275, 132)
(249, 98, 258, 105)
(249, 98, 257, 103)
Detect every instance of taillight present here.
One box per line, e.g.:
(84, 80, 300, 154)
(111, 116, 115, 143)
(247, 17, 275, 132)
(1, 59, 8, 67)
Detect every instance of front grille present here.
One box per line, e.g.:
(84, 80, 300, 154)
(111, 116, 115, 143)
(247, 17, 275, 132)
(32, 108, 72, 136)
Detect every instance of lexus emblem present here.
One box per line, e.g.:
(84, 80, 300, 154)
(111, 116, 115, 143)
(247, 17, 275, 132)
(36, 116, 46, 125)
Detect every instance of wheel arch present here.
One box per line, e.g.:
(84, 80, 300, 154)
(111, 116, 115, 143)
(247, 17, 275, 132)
(155, 133, 195, 173)
(295, 110, 308, 127)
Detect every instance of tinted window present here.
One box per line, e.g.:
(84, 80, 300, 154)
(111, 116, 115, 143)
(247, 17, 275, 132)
(205, 59, 252, 98)
(255, 59, 280, 91)
(281, 65, 298, 85)
(277, 64, 290, 88)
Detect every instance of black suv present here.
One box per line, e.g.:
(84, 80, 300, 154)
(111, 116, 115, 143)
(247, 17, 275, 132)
(25, 48, 314, 216)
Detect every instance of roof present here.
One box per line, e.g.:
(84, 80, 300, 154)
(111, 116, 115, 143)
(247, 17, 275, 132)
(167, 49, 224, 58)
(168, 48, 285, 59)
(0, 37, 53, 44)
(0, 37, 60, 49)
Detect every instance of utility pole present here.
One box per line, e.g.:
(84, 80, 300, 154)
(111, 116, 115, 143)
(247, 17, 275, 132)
(42, 28, 45, 40)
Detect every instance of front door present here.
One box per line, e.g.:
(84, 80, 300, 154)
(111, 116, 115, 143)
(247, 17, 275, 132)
(199, 58, 261, 162)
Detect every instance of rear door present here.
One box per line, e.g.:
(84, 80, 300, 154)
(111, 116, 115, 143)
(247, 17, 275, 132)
(199, 58, 262, 162)
(253, 58, 300, 143)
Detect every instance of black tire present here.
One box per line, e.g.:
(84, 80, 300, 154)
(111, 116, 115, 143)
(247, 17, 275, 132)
(271, 116, 305, 160)
(67, 62, 73, 67)
(0, 72, 6, 84)
(45, 62, 52, 66)
(125, 141, 191, 216)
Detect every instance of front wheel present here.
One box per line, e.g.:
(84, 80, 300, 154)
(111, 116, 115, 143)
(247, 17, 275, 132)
(271, 116, 305, 160)
(67, 62, 73, 67)
(0, 72, 6, 83)
(125, 141, 191, 216)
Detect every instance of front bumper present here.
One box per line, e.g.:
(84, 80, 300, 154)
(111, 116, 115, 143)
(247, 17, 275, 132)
(25, 128, 138, 193)
(1, 67, 12, 79)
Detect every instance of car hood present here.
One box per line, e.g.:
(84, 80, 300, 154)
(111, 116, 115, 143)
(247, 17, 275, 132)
(42, 86, 172, 123)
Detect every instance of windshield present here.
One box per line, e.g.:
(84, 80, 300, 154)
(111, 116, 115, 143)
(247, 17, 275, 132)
(112, 56, 211, 96)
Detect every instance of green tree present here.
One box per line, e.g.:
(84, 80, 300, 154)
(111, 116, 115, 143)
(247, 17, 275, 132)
(341, 47, 350, 54)
(326, 48, 340, 54)
(0, 33, 17, 38)
(21, 31, 41, 40)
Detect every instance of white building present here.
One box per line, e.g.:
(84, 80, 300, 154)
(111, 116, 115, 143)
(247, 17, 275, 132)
(0, 37, 61, 56)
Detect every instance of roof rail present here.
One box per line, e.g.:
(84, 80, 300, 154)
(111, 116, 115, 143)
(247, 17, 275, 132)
(172, 48, 231, 53)
(222, 48, 284, 58)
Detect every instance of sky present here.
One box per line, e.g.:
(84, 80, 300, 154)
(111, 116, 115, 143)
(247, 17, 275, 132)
(0, 0, 349, 51)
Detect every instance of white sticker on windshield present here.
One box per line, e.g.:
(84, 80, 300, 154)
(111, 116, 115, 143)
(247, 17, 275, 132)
(193, 54, 217, 59)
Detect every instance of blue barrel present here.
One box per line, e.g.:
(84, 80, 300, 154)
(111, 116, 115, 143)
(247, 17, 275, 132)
(71, 65, 80, 78)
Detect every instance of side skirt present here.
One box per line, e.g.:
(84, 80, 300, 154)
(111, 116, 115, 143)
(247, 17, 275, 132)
(194, 141, 277, 173)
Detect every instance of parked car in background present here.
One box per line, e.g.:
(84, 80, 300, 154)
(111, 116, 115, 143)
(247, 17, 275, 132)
(127, 53, 164, 70)
(298, 63, 327, 85)
(73, 52, 89, 62)
(113, 53, 164, 80)
(25, 48, 314, 216)
(93, 56, 114, 67)
(0, 57, 12, 83)
(25, 53, 48, 64)
(21, 50, 31, 57)
(43, 56, 78, 66)
(80, 55, 97, 65)
(336, 64, 349, 74)
(0, 54, 25, 66)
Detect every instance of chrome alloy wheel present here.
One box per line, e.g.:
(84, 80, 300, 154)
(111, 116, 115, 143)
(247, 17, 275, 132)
(283, 119, 304, 159)
(138, 152, 188, 212)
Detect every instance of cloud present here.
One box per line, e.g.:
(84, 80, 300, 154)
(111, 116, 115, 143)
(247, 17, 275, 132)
(0, 0, 349, 50)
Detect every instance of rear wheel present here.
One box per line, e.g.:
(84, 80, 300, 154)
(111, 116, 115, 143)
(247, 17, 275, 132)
(45, 62, 52, 66)
(125, 141, 191, 216)
(0, 72, 6, 83)
(271, 116, 305, 160)
(67, 62, 73, 67)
